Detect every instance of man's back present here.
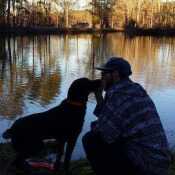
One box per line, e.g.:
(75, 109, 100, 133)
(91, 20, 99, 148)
(94, 79, 171, 175)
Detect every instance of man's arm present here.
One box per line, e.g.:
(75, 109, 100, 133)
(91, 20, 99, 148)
(91, 87, 104, 130)
(93, 87, 104, 117)
(92, 93, 123, 144)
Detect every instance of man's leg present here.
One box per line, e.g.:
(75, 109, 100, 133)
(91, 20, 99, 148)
(82, 131, 124, 175)
(82, 131, 139, 175)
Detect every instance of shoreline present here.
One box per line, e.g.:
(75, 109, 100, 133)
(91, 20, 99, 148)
(0, 143, 175, 175)
(0, 26, 118, 36)
(1, 26, 175, 37)
(125, 27, 175, 37)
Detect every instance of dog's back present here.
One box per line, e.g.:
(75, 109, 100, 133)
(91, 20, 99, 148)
(3, 99, 86, 140)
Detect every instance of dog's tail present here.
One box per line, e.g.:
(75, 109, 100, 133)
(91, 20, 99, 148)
(2, 129, 12, 139)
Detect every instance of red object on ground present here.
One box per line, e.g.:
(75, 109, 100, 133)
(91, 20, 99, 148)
(28, 161, 54, 171)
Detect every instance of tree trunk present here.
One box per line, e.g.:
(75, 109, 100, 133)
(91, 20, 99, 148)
(136, 0, 141, 26)
(7, 0, 11, 26)
(64, 4, 69, 28)
(12, 0, 16, 27)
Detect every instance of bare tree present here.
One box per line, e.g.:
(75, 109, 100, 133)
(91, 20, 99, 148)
(53, 0, 77, 28)
(90, 0, 116, 29)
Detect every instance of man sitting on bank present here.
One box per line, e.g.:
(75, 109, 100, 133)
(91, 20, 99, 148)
(82, 57, 171, 175)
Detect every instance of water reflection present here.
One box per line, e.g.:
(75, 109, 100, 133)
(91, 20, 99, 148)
(0, 36, 61, 118)
(94, 34, 175, 93)
(0, 33, 175, 157)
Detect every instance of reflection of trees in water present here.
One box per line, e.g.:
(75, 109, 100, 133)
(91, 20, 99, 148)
(59, 34, 95, 80)
(0, 36, 61, 118)
(94, 33, 175, 93)
(0, 34, 174, 118)
(63, 33, 175, 92)
(0, 37, 6, 80)
(0, 37, 24, 118)
(84, 34, 110, 79)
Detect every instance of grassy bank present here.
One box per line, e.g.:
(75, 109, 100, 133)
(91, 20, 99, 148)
(0, 143, 94, 175)
(1, 26, 175, 37)
(0, 26, 117, 36)
(0, 143, 174, 175)
(125, 26, 175, 37)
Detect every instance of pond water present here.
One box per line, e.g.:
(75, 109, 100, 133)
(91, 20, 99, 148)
(0, 33, 175, 159)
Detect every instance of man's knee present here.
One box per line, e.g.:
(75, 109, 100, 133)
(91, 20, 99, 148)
(82, 131, 100, 149)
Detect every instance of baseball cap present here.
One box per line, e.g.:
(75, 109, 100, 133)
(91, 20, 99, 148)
(95, 57, 132, 77)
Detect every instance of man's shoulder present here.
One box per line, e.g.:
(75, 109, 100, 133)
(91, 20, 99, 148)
(107, 80, 154, 113)
(109, 80, 147, 99)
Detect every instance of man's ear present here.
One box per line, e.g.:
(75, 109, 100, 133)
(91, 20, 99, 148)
(112, 70, 120, 82)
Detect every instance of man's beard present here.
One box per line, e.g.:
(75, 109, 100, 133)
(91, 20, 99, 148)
(103, 78, 114, 91)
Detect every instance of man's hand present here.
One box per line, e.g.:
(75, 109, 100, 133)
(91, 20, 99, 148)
(94, 87, 103, 105)
(91, 120, 98, 131)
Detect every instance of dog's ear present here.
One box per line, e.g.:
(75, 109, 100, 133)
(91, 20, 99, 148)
(67, 78, 91, 101)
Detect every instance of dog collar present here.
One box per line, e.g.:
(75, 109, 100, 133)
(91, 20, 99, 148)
(67, 100, 85, 107)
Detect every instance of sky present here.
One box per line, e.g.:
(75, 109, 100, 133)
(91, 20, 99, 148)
(29, 0, 175, 10)
(71, 0, 175, 9)
(75, 0, 90, 9)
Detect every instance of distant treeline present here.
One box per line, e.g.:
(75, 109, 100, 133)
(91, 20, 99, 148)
(0, 0, 175, 31)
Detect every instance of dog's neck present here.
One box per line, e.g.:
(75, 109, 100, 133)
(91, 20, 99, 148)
(67, 99, 86, 107)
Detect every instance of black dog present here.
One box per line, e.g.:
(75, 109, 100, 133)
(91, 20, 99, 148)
(2, 78, 101, 173)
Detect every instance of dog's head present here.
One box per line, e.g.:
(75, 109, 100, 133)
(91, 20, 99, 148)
(67, 78, 101, 102)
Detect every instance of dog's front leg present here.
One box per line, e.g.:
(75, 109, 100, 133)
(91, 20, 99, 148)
(54, 140, 65, 171)
(64, 135, 78, 174)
